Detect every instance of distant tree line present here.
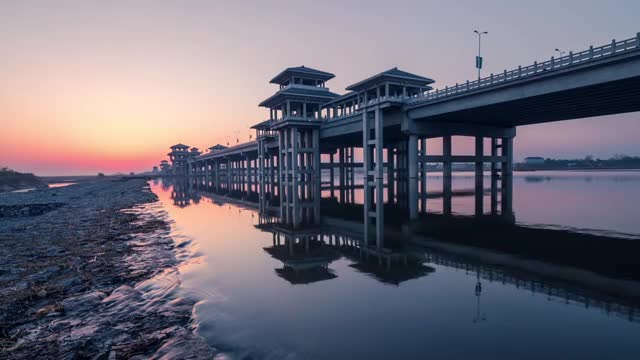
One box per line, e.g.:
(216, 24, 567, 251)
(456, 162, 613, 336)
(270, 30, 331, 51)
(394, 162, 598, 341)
(517, 154, 640, 170)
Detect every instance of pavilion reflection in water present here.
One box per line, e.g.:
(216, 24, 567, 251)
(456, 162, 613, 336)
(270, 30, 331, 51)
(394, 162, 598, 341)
(162, 177, 640, 324)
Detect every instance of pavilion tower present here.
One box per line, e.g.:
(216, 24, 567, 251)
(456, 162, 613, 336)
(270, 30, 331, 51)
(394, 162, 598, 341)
(257, 66, 339, 227)
(343, 67, 434, 247)
(168, 143, 190, 175)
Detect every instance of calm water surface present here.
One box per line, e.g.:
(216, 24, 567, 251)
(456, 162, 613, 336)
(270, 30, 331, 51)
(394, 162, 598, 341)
(150, 171, 640, 359)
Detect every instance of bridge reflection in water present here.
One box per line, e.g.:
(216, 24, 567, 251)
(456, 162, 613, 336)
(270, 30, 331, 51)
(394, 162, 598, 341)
(163, 175, 640, 325)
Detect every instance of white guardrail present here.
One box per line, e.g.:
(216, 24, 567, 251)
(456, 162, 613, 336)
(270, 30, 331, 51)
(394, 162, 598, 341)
(408, 33, 640, 106)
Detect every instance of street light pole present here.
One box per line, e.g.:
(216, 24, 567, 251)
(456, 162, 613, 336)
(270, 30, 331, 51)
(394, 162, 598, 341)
(474, 30, 488, 81)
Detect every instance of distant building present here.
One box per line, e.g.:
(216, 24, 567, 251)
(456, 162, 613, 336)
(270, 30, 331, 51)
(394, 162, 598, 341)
(159, 160, 171, 174)
(524, 156, 545, 165)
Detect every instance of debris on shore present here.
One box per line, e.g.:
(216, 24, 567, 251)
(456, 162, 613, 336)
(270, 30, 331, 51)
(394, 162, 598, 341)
(0, 179, 217, 359)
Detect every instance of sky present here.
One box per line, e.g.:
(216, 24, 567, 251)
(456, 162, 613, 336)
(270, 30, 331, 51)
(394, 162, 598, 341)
(1, 0, 639, 175)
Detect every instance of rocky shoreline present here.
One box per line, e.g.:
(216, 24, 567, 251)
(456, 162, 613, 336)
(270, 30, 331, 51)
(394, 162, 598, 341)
(0, 179, 217, 359)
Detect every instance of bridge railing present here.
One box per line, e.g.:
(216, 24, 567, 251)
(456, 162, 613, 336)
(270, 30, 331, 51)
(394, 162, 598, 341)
(408, 33, 640, 106)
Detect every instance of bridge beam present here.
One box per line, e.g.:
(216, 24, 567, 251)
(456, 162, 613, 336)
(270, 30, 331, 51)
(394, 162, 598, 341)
(411, 120, 516, 139)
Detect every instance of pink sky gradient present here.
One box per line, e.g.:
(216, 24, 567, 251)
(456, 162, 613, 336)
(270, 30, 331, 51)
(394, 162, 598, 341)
(1, 0, 639, 175)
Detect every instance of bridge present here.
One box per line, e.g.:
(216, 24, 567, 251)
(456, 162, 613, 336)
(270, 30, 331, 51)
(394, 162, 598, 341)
(163, 32, 640, 248)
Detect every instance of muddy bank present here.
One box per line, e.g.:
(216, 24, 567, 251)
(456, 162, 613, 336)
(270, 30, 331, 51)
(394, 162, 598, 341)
(0, 179, 217, 359)
(0, 169, 47, 193)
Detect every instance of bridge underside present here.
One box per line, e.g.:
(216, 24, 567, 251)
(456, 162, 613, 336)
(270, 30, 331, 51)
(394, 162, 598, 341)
(407, 52, 640, 127)
(320, 123, 406, 152)
(416, 75, 640, 127)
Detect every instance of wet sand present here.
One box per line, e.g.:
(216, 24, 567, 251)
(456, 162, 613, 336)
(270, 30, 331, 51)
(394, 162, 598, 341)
(0, 179, 217, 359)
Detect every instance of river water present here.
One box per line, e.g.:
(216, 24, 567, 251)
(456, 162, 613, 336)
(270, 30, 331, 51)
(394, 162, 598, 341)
(149, 171, 640, 359)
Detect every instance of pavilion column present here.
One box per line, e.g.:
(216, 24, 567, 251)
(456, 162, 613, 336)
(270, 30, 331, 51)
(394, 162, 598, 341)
(339, 147, 346, 203)
(291, 128, 300, 228)
(270, 153, 276, 197)
(286, 100, 291, 119)
(279, 130, 287, 223)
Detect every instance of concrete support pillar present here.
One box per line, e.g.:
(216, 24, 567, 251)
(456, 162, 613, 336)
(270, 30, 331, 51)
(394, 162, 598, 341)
(329, 153, 335, 198)
(363, 110, 372, 247)
(387, 147, 395, 205)
(247, 156, 252, 196)
(490, 138, 499, 215)
(204, 163, 208, 186)
(475, 136, 484, 217)
(313, 128, 321, 225)
(374, 109, 384, 249)
(258, 142, 265, 211)
(420, 138, 427, 213)
(363, 107, 385, 249)
(349, 147, 355, 203)
(214, 161, 220, 192)
(226, 159, 231, 193)
(501, 137, 514, 218)
(443, 135, 452, 215)
(408, 134, 419, 220)
(339, 147, 346, 203)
